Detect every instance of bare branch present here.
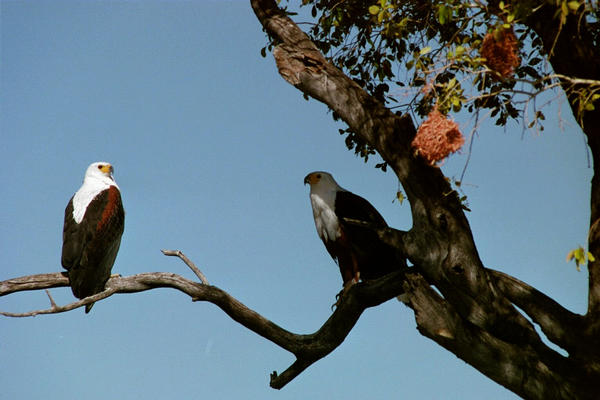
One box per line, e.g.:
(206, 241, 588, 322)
(1, 267, 406, 388)
(161, 249, 209, 284)
(0, 272, 69, 295)
(45, 289, 58, 308)
(1, 286, 118, 317)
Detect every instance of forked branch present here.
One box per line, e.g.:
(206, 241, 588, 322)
(162, 249, 209, 284)
(0, 250, 407, 389)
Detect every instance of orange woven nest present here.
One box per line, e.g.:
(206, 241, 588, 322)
(412, 108, 464, 165)
(480, 27, 520, 78)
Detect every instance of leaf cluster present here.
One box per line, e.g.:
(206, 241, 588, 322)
(270, 0, 599, 163)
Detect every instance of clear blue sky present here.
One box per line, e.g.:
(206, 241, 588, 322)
(1, 1, 591, 399)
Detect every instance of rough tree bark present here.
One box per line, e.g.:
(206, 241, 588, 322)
(249, 0, 599, 398)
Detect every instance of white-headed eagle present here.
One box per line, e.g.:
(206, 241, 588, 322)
(304, 171, 403, 299)
(62, 162, 125, 313)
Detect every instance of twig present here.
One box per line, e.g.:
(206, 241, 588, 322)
(45, 289, 57, 308)
(1, 286, 118, 317)
(161, 249, 209, 284)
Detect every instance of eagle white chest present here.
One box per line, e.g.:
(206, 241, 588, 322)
(71, 178, 117, 224)
(310, 191, 341, 243)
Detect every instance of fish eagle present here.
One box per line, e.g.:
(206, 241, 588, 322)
(304, 171, 403, 299)
(62, 162, 125, 313)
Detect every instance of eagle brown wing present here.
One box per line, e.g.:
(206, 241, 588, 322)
(334, 190, 404, 281)
(334, 190, 388, 227)
(61, 196, 83, 270)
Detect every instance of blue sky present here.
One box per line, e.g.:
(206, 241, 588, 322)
(0, 1, 591, 399)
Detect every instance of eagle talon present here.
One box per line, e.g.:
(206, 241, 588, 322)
(331, 281, 356, 310)
(331, 289, 345, 310)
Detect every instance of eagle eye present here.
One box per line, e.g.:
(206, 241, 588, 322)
(97, 165, 103, 170)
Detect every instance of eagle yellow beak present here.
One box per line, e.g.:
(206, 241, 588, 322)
(100, 164, 113, 174)
(304, 172, 322, 185)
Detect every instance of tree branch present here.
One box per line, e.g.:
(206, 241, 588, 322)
(161, 249, 209, 284)
(0, 272, 70, 295)
(1, 253, 407, 389)
(404, 273, 595, 399)
(488, 268, 588, 354)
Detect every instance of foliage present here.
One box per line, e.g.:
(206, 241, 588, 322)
(566, 245, 595, 271)
(272, 0, 600, 162)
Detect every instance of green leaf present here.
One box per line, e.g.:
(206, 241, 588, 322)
(574, 247, 584, 262)
(420, 46, 431, 56)
(437, 5, 451, 25)
(455, 45, 465, 56)
(585, 102, 595, 111)
(369, 5, 380, 15)
(588, 252, 595, 262)
(506, 14, 514, 23)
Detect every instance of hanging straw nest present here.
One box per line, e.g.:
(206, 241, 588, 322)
(480, 26, 520, 78)
(412, 107, 464, 165)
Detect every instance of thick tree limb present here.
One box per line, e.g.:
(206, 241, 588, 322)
(1, 253, 406, 389)
(488, 268, 587, 353)
(404, 274, 596, 399)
